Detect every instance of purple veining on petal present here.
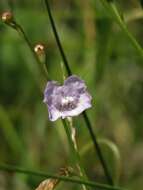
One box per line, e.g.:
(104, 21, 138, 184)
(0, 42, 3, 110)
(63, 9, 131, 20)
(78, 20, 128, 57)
(64, 75, 86, 94)
(48, 106, 61, 121)
(61, 91, 92, 119)
(43, 81, 59, 106)
(43, 75, 92, 121)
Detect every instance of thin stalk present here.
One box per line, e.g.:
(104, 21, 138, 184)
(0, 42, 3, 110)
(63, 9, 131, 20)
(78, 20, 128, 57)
(59, 61, 88, 190)
(82, 112, 113, 185)
(0, 164, 124, 190)
(80, 139, 121, 184)
(6, 21, 49, 80)
(44, 0, 113, 185)
(60, 61, 66, 81)
(15, 23, 49, 79)
(45, 50, 49, 72)
(44, 0, 72, 76)
(100, 0, 143, 59)
(62, 119, 88, 190)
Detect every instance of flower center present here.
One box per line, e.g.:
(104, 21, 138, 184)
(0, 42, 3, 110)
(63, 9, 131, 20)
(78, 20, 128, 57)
(61, 96, 74, 105)
(57, 96, 78, 111)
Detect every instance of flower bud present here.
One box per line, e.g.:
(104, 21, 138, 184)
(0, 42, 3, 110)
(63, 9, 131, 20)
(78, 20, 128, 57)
(1, 11, 13, 23)
(34, 43, 45, 55)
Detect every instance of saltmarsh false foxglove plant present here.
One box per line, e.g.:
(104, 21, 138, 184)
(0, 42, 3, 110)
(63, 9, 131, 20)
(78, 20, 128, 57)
(44, 0, 113, 185)
(1, 3, 113, 188)
(43, 75, 92, 121)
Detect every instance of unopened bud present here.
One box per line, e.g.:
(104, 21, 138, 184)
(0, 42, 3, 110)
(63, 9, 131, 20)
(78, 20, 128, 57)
(1, 11, 13, 23)
(34, 43, 45, 55)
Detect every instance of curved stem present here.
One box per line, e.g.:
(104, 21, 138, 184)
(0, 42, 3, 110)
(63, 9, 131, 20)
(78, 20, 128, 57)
(7, 21, 49, 80)
(82, 112, 113, 185)
(0, 164, 124, 190)
(44, 0, 113, 185)
(80, 139, 121, 184)
(100, 0, 143, 60)
(15, 23, 49, 80)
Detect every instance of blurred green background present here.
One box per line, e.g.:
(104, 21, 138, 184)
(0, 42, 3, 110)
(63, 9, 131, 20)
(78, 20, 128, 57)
(0, 0, 143, 189)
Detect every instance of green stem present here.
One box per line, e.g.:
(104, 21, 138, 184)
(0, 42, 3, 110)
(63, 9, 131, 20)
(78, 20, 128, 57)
(82, 112, 113, 185)
(0, 164, 124, 190)
(59, 55, 88, 190)
(98, 139, 121, 184)
(100, 0, 143, 59)
(80, 139, 121, 184)
(44, 0, 113, 185)
(62, 119, 88, 190)
(45, 50, 49, 72)
(6, 21, 49, 80)
(44, 0, 72, 76)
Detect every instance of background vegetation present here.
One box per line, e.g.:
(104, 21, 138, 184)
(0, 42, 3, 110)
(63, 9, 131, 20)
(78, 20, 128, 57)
(0, 0, 143, 189)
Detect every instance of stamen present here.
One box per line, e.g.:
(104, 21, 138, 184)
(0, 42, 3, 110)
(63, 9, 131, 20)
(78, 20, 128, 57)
(61, 96, 74, 105)
(58, 96, 77, 111)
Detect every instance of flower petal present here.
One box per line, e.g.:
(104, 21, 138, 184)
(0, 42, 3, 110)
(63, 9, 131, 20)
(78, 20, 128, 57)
(43, 81, 59, 105)
(48, 106, 61, 121)
(43, 75, 92, 121)
(61, 92, 92, 118)
(64, 75, 86, 94)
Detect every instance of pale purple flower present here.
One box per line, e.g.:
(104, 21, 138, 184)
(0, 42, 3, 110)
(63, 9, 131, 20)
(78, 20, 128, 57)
(43, 75, 92, 121)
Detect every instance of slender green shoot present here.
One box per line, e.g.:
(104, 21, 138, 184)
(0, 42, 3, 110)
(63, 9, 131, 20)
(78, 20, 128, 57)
(100, 0, 143, 59)
(62, 119, 88, 190)
(0, 163, 125, 190)
(4, 19, 49, 80)
(44, 0, 113, 185)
